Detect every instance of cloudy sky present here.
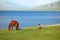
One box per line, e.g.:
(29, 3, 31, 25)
(0, 0, 59, 8)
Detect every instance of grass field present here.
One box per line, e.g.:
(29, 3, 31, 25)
(0, 26, 60, 40)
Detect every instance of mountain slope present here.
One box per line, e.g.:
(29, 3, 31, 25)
(35, 1, 60, 8)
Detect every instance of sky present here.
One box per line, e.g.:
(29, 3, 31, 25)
(0, 0, 60, 8)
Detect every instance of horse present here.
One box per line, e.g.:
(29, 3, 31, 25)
(8, 20, 19, 31)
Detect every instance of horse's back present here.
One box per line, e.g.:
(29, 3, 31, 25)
(10, 20, 19, 26)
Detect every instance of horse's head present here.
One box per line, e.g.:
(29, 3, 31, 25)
(8, 26, 11, 31)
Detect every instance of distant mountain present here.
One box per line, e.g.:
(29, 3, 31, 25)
(35, 1, 60, 8)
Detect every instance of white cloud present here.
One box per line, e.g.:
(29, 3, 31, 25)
(0, 0, 59, 8)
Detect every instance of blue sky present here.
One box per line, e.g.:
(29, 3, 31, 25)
(0, 0, 60, 8)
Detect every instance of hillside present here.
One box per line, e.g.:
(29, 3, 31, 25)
(36, 1, 60, 8)
(0, 25, 60, 40)
(31, 1, 60, 11)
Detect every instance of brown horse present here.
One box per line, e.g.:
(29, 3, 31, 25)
(8, 20, 19, 31)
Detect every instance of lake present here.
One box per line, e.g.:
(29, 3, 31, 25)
(0, 11, 60, 29)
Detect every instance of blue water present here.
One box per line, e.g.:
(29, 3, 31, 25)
(0, 11, 60, 29)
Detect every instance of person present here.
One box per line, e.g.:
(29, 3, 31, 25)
(38, 24, 43, 29)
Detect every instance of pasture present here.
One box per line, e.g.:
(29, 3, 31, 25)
(0, 26, 60, 40)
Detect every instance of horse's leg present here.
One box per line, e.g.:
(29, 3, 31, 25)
(17, 25, 19, 30)
(16, 27, 19, 30)
(15, 24, 18, 30)
(12, 26, 13, 30)
(17, 27, 19, 30)
(16, 27, 17, 30)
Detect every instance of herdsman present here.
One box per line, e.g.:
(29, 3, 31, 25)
(38, 24, 43, 29)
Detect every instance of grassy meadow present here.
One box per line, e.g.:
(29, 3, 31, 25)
(0, 25, 60, 40)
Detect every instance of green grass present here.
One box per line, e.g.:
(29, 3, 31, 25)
(0, 26, 60, 40)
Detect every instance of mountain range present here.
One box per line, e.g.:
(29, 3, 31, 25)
(35, 1, 60, 8)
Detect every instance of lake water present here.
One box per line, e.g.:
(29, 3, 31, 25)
(0, 11, 60, 29)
